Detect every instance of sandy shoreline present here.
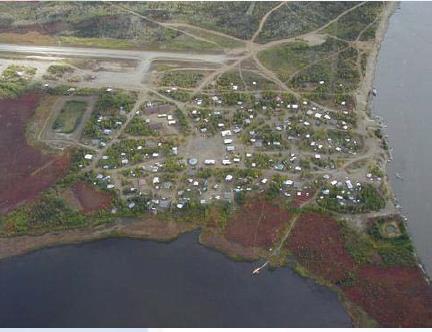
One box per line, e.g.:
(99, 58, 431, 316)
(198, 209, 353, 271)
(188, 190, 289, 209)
(356, 1, 399, 113)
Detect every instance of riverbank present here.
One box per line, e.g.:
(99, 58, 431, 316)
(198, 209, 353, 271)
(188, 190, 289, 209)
(360, 1, 431, 278)
(356, 2, 398, 113)
(371, 1, 432, 276)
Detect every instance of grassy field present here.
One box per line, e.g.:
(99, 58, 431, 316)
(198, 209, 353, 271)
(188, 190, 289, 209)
(59, 36, 137, 50)
(258, 38, 347, 82)
(324, 2, 383, 41)
(53, 100, 87, 134)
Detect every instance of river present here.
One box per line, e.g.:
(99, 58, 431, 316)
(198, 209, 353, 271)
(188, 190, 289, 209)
(372, 2, 432, 275)
(0, 232, 351, 327)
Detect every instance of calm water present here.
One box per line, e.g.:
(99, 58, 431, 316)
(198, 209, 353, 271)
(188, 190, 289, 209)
(0, 232, 351, 327)
(372, 2, 432, 275)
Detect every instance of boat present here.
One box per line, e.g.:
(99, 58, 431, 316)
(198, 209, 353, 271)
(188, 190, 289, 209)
(395, 173, 404, 180)
(252, 261, 268, 275)
(372, 88, 377, 96)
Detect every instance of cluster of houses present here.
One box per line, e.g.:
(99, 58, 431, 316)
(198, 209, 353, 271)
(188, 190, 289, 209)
(318, 176, 370, 207)
(187, 90, 357, 157)
(80, 81, 371, 213)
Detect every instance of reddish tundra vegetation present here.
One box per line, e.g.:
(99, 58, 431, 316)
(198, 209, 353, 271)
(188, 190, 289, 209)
(287, 212, 355, 283)
(343, 265, 432, 327)
(71, 181, 112, 213)
(225, 198, 291, 248)
(0, 94, 69, 213)
(287, 212, 432, 327)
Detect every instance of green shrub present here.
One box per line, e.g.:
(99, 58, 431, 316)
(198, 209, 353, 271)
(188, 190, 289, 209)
(125, 117, 156, 136)
(2, 193, 86, 235)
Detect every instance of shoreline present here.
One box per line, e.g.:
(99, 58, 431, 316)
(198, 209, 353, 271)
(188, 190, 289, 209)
(0, 217, 197, 262)
(356, 2, 399, 114)
(360, 1, 431, 280)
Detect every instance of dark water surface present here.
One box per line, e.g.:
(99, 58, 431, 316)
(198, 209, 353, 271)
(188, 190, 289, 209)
(0, 232, 351, 327)
(372, 2, 432, 275)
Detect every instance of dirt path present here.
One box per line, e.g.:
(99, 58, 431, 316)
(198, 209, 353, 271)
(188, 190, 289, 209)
(256, 2, 367, 50)
(273, 214, 299, 256)
(113, 3, 248, 48)
(191, 54, 250, 95)
(111, 4, 223, 48)
(251, 200, 267, 256)
(316, 2, 367, 34)
(252, 54, 294, 93)
(250, 2, 286, 43)
(164, 22, 246, 44)
(189, 1, 370, 99)
(255, 194, 318, 271)
(85, 93, 147, 171)
(30, 159, 57, 176)
(277, 193, 318, 254)
(287, 45, 351, 83)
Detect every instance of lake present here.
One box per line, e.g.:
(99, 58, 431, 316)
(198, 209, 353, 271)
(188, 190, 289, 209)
(0, 232, 351, 327)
